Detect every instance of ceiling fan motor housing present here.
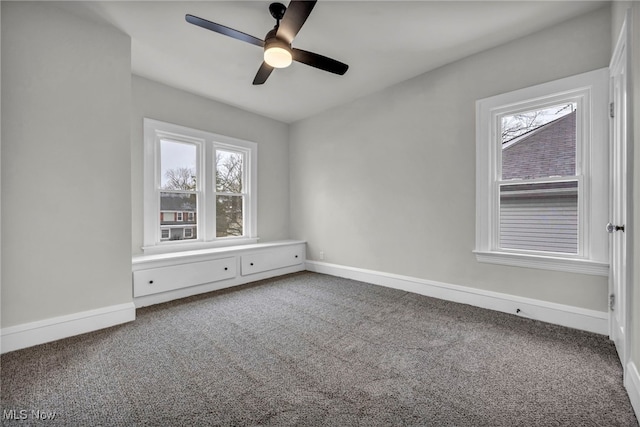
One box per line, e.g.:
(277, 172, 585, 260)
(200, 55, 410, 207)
(263, 28, 292, 68)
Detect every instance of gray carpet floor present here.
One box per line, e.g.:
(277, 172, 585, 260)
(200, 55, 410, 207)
(1, 271, 637, 426)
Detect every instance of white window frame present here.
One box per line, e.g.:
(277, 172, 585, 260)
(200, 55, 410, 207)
(183, 228, 193, 239)
(474, 68, 609, 276)
(160, 228, 170, 240)
(213, 145, 250, 239)
(143, 119, 258, 254)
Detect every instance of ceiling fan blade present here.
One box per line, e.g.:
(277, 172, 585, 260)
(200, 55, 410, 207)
(253, 62, 275, 85)
(292, 48, 349, 75)
(276, 0, 317, 44)
(186, 14, 264, 48)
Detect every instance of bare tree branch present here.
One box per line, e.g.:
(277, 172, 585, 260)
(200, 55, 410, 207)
(216, 152, 244, 236)
(501, 103, 575, 144)
(163, 167, 196, 191)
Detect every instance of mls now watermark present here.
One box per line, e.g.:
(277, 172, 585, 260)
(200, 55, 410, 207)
(3, 409, 57, 421)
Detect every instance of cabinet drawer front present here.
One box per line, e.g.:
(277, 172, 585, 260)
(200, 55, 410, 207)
(241, 245, 304, 276)
(134, 257, 236, 297)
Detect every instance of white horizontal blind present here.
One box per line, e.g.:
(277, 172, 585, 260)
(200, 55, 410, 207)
(499, 194, 578, 253)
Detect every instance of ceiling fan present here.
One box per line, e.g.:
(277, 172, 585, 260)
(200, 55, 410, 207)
(186, 0, 349, 85)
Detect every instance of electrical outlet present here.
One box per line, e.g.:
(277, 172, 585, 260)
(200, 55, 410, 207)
(319, 251, 324, 261)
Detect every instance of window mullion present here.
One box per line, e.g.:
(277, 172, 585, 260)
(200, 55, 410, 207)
(204, 140, 215, 242)
(152, 134, 162, 245)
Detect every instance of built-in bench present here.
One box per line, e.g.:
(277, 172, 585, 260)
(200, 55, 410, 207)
(132, 240, 306, 307)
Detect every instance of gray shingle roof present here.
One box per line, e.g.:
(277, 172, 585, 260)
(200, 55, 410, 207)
(502, 110, 576, 180)
(160, 193, 196, 211)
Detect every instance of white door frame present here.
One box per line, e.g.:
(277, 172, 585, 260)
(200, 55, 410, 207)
(609, 9, 632, 369)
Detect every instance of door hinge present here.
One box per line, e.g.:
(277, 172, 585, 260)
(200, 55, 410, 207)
(610, 102, 615, 118)
(610, 293, 616, 311)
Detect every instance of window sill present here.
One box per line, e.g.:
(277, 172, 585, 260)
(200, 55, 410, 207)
(473, 250, 609, 276)
(141, 237, 260, 256)
(134, 239, 305, 270)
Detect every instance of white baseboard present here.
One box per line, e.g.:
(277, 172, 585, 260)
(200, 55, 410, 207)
(625, 361, 640, 420)
(0, 263, 608, 352)
(0, 302, 136, 354)
(306, 261, 608, 335)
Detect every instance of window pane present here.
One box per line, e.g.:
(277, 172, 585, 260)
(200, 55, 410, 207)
(160, 192, 197, 241)
(501, 103, 577, 180)
(499, 181, 578, 254)
(216, 195, 243, 237)
(161, 140, 196, 190)
(216, 150, 243, 193)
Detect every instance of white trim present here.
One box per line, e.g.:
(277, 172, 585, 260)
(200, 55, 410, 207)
(625, 361, 640, 420)
(0, 303, 136, 354)
(608, 9, 632, 369)
(306, 261, 608, 335)
(133, 240, 303, 270)
(141, 237, 260, 255)
(475, 68, 610, 272)
(473, 250, 609, 276)
(143, 118, 258, 254)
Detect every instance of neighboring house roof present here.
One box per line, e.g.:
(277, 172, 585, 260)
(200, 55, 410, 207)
(502, 110, 576, 180)
(160, 193, 196, 211)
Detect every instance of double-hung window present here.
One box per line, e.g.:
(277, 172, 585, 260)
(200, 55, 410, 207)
(475, 68, 609, 275)
(143, 119, 257, 254)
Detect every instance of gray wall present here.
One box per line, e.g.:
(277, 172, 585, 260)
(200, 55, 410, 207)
(1, 2, 132, 327)
(290, 6, 612, 311)
(131, 76, 290, 255)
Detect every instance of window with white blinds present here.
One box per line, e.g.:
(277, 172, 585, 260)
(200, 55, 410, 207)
(474, 68, 609, 275)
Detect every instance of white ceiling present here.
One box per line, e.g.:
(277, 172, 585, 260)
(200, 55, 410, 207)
(63, 1, 608, 123)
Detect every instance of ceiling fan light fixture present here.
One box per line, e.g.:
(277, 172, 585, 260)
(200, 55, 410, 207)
(186, 1, 349, 85)
(264, 39, 292, 68)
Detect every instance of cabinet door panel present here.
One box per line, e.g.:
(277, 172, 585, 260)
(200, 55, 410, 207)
(241, 245, 304, 276)
(134, 257, 236, 297)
